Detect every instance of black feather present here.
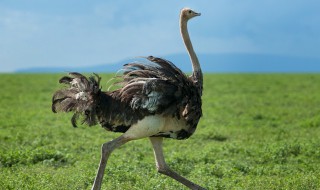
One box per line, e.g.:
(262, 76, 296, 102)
(71, 113, 79, 128)
(59, 76, 73, 84)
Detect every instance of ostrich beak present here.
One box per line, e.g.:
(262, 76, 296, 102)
(195, 12, 201, 16)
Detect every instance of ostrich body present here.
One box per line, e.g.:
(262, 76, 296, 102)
(52, 8, 205, 190)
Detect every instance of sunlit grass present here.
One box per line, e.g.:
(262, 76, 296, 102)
(0, 73, 320, 189)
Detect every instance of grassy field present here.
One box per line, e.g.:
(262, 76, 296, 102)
(0, 73, 320, 190)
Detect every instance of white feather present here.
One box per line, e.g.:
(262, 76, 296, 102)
(75, 91, 88, 101)
(142, 91, 161, 112)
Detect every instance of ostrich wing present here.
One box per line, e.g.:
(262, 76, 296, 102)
(114, 56, 201, 125)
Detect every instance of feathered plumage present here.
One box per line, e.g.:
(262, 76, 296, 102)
(52, 56, 202, 139)
(52, 8, 206, 190)
(52, 72, 101, 127)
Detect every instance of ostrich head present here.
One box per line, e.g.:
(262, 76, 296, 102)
(180, 8, 201, 21)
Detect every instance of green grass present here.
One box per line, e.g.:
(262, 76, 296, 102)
(0, 73, 320, 190)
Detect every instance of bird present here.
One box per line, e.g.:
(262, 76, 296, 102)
(52, 7, 205, 190)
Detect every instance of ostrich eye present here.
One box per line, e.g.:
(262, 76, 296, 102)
(188, 10, 192, 14)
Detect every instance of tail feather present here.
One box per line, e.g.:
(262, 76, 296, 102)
(52, 72, 101, 127)
(58, 76, 73, 84)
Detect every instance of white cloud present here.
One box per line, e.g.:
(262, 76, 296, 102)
(0, 0, 319, 72)
(0, 2, 185, 72)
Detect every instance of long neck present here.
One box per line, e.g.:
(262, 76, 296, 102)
(180, 17, 203, 90)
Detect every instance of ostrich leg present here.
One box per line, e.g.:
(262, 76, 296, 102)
(149, 137, 207, 190)
(91, 135, 130, 190)
(91, 116, 167, 190)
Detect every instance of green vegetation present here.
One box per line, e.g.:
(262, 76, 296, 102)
(0, 74, 320, 190)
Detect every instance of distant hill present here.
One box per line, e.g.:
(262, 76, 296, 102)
(16, 53, 320, 73)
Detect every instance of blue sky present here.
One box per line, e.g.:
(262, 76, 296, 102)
(0, 0, 319, 72)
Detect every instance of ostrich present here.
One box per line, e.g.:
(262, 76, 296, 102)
(52, 8, 205, 190)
